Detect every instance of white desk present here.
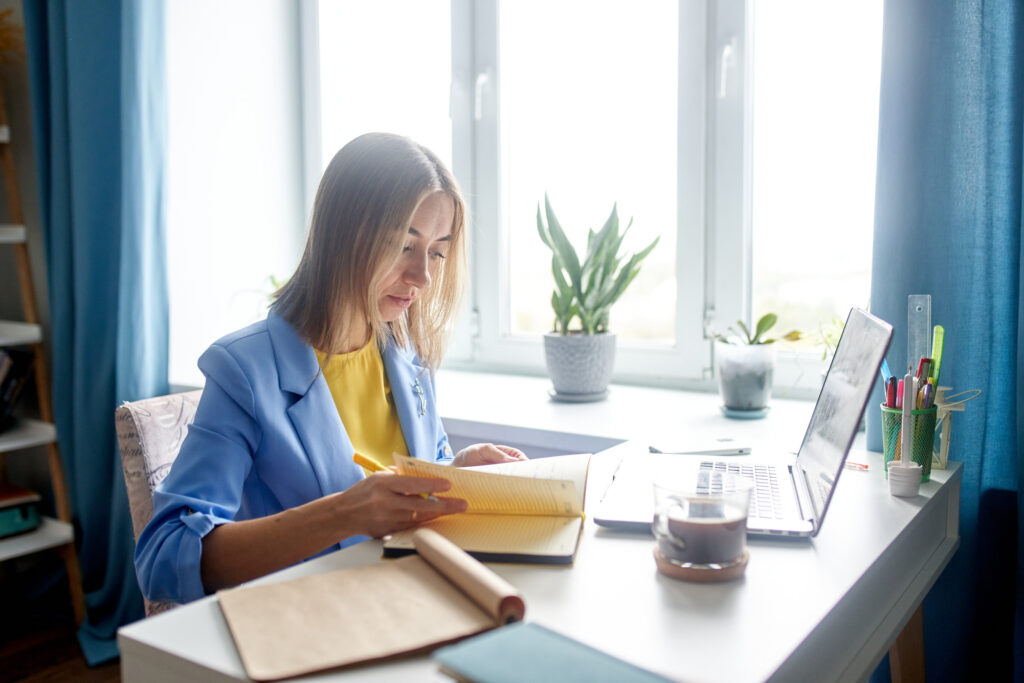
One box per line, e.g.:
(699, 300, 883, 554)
(118, 373, 961, 682)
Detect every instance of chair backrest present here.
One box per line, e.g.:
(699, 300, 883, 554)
(115, 389, 202, 616)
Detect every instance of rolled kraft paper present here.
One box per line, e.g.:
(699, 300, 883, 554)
(412, 528, 526, 624)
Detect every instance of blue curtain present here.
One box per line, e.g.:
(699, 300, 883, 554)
(23, 0, 168, 665)
(869, 0, 1022, 679)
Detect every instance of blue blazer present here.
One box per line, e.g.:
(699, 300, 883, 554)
(134, 310, 453, 604)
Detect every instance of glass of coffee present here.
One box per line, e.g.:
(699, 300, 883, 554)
(652, 471, 753, 581)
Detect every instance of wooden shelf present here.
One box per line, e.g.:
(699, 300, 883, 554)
(0, 224, 25, 243)
(0, 320, 42, 346)
(0, 418, 57, 452)
(0, 78, 85, 624)
(0, 517, 74, 562)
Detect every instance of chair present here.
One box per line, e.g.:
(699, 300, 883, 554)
(115, 390, 202, 616)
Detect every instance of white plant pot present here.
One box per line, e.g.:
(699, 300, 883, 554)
(715, 341, 775, 411)
(543, 332, 616, 400)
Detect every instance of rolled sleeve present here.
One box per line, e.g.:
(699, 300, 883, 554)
(134, 343, 262, 604)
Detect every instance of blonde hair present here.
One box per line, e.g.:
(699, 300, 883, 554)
(274, 133, 467, 370)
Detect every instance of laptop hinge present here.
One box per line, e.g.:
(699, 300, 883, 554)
(792, 465, 818, 529)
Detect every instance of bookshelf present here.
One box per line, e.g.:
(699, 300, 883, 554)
(0, 81, 84, 624)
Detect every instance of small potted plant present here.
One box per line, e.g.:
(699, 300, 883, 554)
(537, 194, 658, 401)
(713, 313, 802, 417)
(814, 313, 846, 384)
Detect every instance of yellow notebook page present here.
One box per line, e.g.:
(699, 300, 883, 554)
(393, 453, 587, 516)
(388, 514, 583, 557)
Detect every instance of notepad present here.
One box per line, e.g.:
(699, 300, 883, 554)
(383, 453, 591, 564)
(218, 529, 525, 681)
(433, 622, 673, 683)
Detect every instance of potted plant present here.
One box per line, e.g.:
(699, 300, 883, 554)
(713, 313, 802, 417)
(537, 194, 658, 401)
(814, 313, 846, 384)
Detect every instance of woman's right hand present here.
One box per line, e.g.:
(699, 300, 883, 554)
(331, 471, 467, 539)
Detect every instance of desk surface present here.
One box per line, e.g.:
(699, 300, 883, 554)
(118, 440, 961, 683)
(118, 373, 961, 682)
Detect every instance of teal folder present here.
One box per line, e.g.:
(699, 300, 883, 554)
(432, 622, 672, 683)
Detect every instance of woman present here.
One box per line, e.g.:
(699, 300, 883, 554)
(135, 133, 525, 604)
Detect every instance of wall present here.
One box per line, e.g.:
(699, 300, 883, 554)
(0, 0, 307, 490)
(166, 0, 305, 387)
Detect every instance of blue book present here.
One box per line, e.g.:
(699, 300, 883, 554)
(432, 622, 672, 683)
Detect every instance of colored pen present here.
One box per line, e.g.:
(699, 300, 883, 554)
(353, 451, 391, 473)
(353, 452, 433, 500)
(886, 376, 897, 408)
(896, 379, 904, 409)
(930, 325, 945, 384)
(915, 357, 931, 384)
(920, 382, 934, 410)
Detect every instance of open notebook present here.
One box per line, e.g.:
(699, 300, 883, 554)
(383, 452, 591, 564)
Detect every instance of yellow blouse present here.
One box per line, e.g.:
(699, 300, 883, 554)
(316, 341, 408, 471)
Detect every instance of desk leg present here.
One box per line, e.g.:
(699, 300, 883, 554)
(889, 604, 925, 682)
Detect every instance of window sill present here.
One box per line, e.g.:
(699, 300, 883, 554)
(436, 368, 819, 458)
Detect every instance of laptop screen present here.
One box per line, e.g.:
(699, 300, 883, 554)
(796, 308, 893, 533)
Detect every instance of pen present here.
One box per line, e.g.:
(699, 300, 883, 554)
(353, 451, 391, 473)
(649, 445, 752, 456)
(353, 452, 434, 500)
(900, 374, 916, 466)
(915, 357, 931, 384)
(896, 379, 904, 409)
(920, 382, 934, 410)
(885, 376, 897, 408)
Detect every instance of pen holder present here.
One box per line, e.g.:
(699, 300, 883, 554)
(931, 387, 982, 469)
(881, 404, 936, 482)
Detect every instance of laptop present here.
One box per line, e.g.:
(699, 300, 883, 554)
(593, 307, 893, 538)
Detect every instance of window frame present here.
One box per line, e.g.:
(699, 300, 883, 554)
(304, 0, 828, 398)
(454, 0, 746, 390)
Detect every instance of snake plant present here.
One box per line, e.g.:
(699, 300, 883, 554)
(537, 194, 659, 335)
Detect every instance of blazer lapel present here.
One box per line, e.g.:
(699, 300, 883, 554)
(382, 343, 434, 463)
(267, 311, 363, 496)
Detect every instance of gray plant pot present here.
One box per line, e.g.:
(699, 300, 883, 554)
(543, 332, 616, 400)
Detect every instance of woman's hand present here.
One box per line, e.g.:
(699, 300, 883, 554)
(200, 472, 465, 593)
(451, 443, 528, 468)
(331, 472, 467, 538)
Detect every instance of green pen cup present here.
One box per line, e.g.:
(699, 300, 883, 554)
(881, 403, 937, 482)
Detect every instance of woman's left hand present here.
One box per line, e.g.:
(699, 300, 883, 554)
(452, 443, 528, 467)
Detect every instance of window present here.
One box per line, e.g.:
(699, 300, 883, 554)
(750, 0, 882, 350)
(304, 0, 883, 393)
(497, 1, 678, 344)
(316, 0, 452, 174)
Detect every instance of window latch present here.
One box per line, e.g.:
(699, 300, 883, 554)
(474, 71, 491, 121)
(718, 37, 737, 99)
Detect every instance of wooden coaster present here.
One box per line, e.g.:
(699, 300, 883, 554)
(654, 548, 749, 583)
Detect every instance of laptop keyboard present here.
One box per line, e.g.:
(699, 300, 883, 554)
(700, 461, 784, 519)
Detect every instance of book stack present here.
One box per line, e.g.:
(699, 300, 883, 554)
(0, 483, 41, 538)
(0, 348, 33, 433)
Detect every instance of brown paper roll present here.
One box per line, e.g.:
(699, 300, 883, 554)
(412, 528, 526, 623)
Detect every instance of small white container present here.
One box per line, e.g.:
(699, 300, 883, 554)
(888, 463, 923, 497)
